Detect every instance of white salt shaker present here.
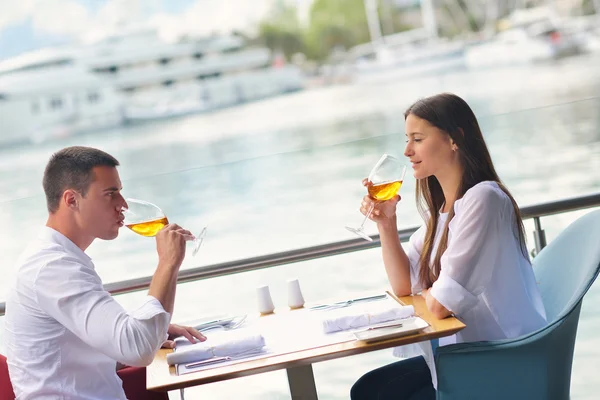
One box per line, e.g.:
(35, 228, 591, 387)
(287, 278, 305, 309)
(256, 285, 275, 315)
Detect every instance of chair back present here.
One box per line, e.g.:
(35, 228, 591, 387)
(0, 354, 15, 400)
(118, 366, 169, 400)
(0, 355, 167, 400)
(533, 209, 600, 322)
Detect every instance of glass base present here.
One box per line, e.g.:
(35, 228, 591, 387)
(192, 226, 207, 256)
(345, 226, 373, 242)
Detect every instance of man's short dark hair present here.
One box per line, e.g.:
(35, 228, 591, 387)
(43, 146, 120, 213)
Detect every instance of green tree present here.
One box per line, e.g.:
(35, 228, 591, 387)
(254, 0, 420, 62)
(304, 0, 371, 60)
(257, 4, 305, 60)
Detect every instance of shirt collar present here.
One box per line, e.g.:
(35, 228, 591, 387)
(39, 226, 93, 265)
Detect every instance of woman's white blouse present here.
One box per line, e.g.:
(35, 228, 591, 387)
(406, 181, 547, 343)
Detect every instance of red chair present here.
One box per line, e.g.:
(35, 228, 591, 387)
(117, 366, 169, 400)
(0, 354, 15, 400)
(0, 355, 166, 400)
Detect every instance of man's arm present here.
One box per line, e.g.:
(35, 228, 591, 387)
(34, 224, 192, 367)
(148, 223, 193, 314)
(35, 260, 169, 367)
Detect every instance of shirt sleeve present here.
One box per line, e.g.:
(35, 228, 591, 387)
(429, 184, 509, 316)
(405, 224, 426, 294)
(34, 259, 171, 367)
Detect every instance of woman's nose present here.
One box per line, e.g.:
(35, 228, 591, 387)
(404, 143, 413, 158)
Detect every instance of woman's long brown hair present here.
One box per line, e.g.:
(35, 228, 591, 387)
(405, 93, 528, 289)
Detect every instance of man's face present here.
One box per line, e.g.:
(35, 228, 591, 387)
(76, 166, 126, 241)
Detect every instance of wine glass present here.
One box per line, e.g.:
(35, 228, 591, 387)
(345, 154, 407, 242)
(123, 198, 207, 256)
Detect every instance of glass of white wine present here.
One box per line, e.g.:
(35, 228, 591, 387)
(123, 198, 207, 256)
(345, 154, 407, 242)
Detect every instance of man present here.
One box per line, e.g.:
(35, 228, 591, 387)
(4, 146, 205, 399)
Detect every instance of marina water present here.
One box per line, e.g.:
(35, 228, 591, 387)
(1, 53, 599, 399)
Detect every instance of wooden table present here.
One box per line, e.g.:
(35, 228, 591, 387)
(147, 292, 465, 399)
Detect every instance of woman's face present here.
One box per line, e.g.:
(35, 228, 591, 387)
(404, 114, 457, 180)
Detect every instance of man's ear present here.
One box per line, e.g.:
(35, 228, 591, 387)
(63, 189, 79, 210)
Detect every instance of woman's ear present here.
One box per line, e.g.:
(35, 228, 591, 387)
(449, 138, 458, 152)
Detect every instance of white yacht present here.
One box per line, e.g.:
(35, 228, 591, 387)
(346, 0, 466, 83)
(562, 15, 600, 54)
(0, 29, 305, 147)
(348, 29, 467, 83)
(465, 7, 581, 69)
(0, 48, 124, 146)
(83, 29, 304, 122)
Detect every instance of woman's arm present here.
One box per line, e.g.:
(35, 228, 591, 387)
(378, 218, 412, 296)
(359, 184, 413, 297)
(421, 288, 452, 319)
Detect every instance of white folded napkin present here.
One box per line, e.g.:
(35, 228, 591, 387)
(166, 332, 266, 366)
(322, 303, 415, 333)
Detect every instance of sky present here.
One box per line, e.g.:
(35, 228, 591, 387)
(0, 0, 314, 60)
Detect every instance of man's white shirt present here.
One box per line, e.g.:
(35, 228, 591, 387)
(4, 227, 170, 399)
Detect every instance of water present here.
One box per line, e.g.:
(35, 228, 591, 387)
(1, 53, 600, 399)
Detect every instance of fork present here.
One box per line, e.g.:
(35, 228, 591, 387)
(200, 315, 247, 332)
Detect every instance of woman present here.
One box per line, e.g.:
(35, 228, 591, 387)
(350, 93, 547, 400)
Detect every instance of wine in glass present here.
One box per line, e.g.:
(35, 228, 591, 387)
(123, 198, 207, 256)
(346, 154, 407, 242)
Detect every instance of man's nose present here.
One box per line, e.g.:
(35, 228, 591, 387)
(117, 195, 128, 211)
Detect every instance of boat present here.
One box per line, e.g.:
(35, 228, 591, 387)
(464, 6, 582, 69)
(0, 28, 305, 146)
(83, 28, 304, 123)
(561, 14, 600, 54)
(0, 48, 125, 146)
(346, 0, 467, 83)
(348, 29, 467, 83)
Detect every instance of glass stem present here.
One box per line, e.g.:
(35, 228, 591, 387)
(358, 203, 376, 231)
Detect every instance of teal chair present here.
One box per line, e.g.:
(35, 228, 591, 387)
(435, 209, 600, 400)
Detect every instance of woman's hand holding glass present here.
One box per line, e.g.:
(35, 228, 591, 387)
(360, 178, 402, 225)
(346, 154, 406, 241)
